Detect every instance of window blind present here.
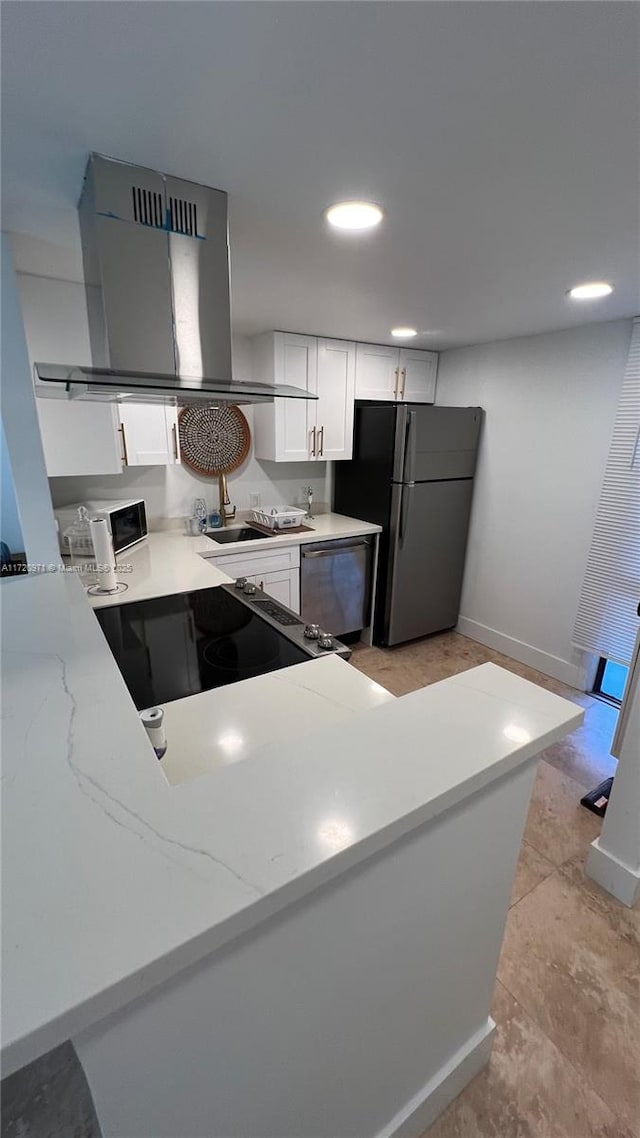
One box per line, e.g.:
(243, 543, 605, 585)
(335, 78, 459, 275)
(573, 317, 640, 665)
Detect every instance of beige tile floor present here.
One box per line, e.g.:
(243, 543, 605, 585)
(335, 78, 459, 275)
(350, 632, 639, 1138)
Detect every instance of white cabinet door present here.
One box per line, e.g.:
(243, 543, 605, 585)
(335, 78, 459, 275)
(18, 274, 124, 476)
(276, 333, 317, 462)
(255, 568, 300, 614)
(118, 405, 180, 466)
(314, 339, 356, 461)
(253, 333, 356, 462)
(355, 343, 399, 401)
(398, 349, 438, 403)
(36, 399, 123, 477)
(253, 333, 317, 462)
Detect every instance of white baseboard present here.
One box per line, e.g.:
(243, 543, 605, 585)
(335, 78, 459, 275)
(586, 838, 640, 908)
(456, 617, 586, 689)
(375, 1018, 496, 1138)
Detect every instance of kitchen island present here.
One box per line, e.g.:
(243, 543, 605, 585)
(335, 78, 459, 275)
(1, 553, 583, 1137)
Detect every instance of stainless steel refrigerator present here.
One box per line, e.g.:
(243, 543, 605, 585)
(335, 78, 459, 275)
(334, 403, 483, 646)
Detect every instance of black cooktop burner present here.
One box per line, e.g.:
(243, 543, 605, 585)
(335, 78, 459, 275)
(95, 586, 310, 709)
(201, 630, 281, 673)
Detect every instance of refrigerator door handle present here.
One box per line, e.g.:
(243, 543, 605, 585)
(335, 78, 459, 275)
(403, 409, 416, 482)
(392, 405, 416, 483)
(399, 483, 413, 549)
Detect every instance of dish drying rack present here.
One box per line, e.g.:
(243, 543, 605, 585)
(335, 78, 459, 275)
(251, 506, 307, 531)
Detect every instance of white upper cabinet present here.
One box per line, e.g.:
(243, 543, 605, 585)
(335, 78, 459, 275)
(18, 274, 123, 477)
(314, 338, 356, 461)
(35, 399, 123, 479)
(397, 348, 438, 403)
(118, 405, 181, 466)
(354, 343, 400, 401)
(253, 332, 317, 463)
(355, 342, 438, 403)
(253, 332, 437, 463)
(253, 333, 356, 463)
(18, 274, 183, 477)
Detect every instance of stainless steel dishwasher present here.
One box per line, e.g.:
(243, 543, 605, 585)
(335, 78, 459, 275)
(300, 537, 372, 636)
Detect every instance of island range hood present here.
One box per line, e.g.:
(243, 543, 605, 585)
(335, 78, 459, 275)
(35, 154, 315, 406)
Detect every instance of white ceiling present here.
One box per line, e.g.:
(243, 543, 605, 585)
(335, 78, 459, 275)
(2, 1, 638, 349)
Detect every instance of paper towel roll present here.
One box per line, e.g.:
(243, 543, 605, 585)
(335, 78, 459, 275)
(89, 517, 117, 593)
(140, 707, 167, 759)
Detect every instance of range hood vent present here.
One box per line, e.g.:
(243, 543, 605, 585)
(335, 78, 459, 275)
(33, 363, 313, 407)
(131, 185, 165, 229)
(168, 194, 199, 236)
(36, 154, 316, 406)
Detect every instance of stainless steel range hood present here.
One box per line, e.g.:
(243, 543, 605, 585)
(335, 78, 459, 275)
(35, 154, 315, 406)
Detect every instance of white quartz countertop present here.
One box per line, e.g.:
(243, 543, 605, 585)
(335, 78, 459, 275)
(1, 568, 583, 1076)
(86, 512, 381, 609)
(160, 658, 394, 786)
(198, 511, 382, 559)
(87, 530, 233, 608)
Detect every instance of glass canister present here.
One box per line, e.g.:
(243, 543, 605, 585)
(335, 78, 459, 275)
(62, 505, 95, 568)
(194, 498, 208, 530)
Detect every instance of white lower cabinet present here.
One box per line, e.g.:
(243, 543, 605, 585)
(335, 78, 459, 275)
(205, 545, 301, 614)
(253, 568, 298, 611)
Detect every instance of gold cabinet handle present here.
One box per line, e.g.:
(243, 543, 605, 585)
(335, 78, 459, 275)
(310, 425, 317, 457)
(119, 423, 129, 465)
(394, 366, 400, 399)
(400, 367, 407, 400)
(318, 425, 324, 457)
(172, 422, 179, 461)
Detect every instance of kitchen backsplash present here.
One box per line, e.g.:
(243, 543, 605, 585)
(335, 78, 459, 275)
(48, 402, 330, 526)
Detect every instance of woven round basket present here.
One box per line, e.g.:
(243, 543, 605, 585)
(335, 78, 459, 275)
(178, 405, 250, 477)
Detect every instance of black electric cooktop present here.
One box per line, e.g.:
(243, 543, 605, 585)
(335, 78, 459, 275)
(95, 586, 310, 709)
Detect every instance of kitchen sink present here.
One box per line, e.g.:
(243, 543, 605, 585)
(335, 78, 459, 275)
(205, 526, 272, 544)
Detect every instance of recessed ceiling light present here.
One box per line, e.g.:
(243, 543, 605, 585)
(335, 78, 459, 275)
(391, 327, 418, 339)
(568, 281, 613, 300)
(325, 200, 384, 231)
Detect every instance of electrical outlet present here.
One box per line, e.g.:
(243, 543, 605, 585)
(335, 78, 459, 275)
(249, 493, 261, 509)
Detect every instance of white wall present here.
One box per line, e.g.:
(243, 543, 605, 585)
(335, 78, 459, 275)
(0, 237, 59, 565)
(15, 267, 329, 523)
(437, 319, 633, 687)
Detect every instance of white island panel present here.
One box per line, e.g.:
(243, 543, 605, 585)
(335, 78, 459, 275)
(76, 752, 535, 1138)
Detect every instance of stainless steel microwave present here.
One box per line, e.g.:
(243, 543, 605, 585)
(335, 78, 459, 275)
(55, 498, 147, 556)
